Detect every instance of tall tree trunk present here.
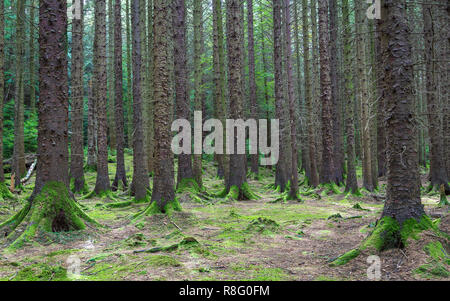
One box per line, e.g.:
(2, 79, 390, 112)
(342, 0, 358, 194)
(28, 0, 36, 112)
(302, 0, 318, 187)
(380, 0, 425, 224)
(87, 78, 97, 170)
(112, 0, 128, 191)
(151, 0, 176, 209)
(283, 0, 299, 199)
(355, 0, 373, 191)
(0, 0, 5, 183)
(318, 0, 335, 185)
(273, 0, 288, 192)
(226, 0, 247, 197)
(212, 0, 228, 180)
(193, 0, 204, 188)
(329, 0, 343, 184)
(146, 0, 154, 174)
(126, 0, 133, 148)
(173, 0, 194, 186)
(247, 0, 258, 175)
(422, 1, 449, 192)
(94, 0, 111, 194)
(375, 17, 386, 177)
(107, 0, 116, 150)
(130, 0, 149, 201)
(70, 0, 86, 193)
(13, 0, 26, 184)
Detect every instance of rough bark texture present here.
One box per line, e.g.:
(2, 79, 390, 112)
(112, 0, 128, 191)
(13, 0, 26, 183)
(126, 0, 133, 148)
(283, 0, 299, 198)
(318, 0, 335, 184)
(87, 78, 97, 169)
(173, 0, 194, 185)
(94, 0, 111, 194)
(422, 1, 449, 192)
(107, 0, 116, 150)
(329, 0, 343, 184)
(226, 0, 247, 195)
(151, 0, 176, 208)
(193, 0, 204, 188)
(212, 0, 228, 180)
(247, 0, 258, 175)
(302, 0, 318, 187)
(29, 0, 36, 112)
(146, 0, 154, 174)
(376, 17, 387, 177)
(70, 0, 86, 192)
(342, 0, 358, 194)
(33, 0, 70, 195)
(380, 0, 425, 224)
(130, 0, 149, 201)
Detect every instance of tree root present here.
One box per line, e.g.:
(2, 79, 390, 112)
(132, 199, 182, 221)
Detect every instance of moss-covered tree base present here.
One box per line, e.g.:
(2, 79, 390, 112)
(216, 183, 260, 201)
(70, 178, 89, 195)
(177, 178, 213, 204)
(0, 182, 15, 201)
(82, 189, 118, 202)
(329, 215, 446, 267)
(319, 183, 342, 195)
(132, 199, 182, 222)
(0, 181, 99, 252)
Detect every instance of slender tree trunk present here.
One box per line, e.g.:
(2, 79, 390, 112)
(302, 0, 318, 187)
(126, 0, 133, 149)
(87, 78, 97, 170)
(380, 0, 425, 224)
(329, 0, 343, 184)
(70, 0, 86, 193)
(0, 0, 4, 183)
(193, 0, 204, 188)
(247, 0, 258, 175)
(283, 0, 299, 198)
(13, 0, 26, 184)
(146, 0, 154, 174)
(375, 17, 386, 177)
(28, 0, 36, 113)
(273, 0, 288, 192)
(130, 0, 149, 201)
(342, 0, 358, 194)
(422, 1, 449, 192)
(112, 0, 127, 191)
(151, 0, 176, 209)
(107, 0, 116, 150)
(318, 0, 335, 185)
(173, 0, 194, 186)
(94, 0, 111, 194)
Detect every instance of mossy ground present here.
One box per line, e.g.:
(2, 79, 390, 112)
(0, 151, 448, 280)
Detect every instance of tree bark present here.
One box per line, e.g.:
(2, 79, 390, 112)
(0, 0, 4, 183)
(107, 0, 116, 150)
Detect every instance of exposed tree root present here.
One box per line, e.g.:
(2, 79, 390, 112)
(132, 199, 182, 221)
(0, 182, 15, 202)
(0, 182, 99, 252)
(319, 183, 342, 195)
(82, 189, 118, 202)
(438, 184, 449, 206)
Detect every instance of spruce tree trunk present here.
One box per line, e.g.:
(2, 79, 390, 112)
(94, 0, 111, 194)
(226, 0, 247, 196)
(302, 0, 318, 187)
(318, 0, 335, 185)
(87, 78, 97, 170)
(422, 1, 449, 192)
(13, 0, 26, 184)
(151, 0, 176, 209)
(342, 0, 358, 194)
(380, 0, 425, 224)
(283, 0, 299, 198)
(28, 0, 36, 112)
(112, 0, 128, 191)
(247, 0, 258, 175)
(126, 0, 133, 149)
(173, 0, 194, 186)
(146, 0, 154, 174)
(107, 0, 116, 150)
(130, 0, 149, 201)
(273, 0, 288, 192)
(0, 0, 4, 183)
(70, 0, 86, 193)
(193, 0, 204, 188)
(375, 17, 386, 177)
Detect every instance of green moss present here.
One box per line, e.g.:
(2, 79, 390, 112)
(414, 263, 450, 279)
(133, 199, 182, 221)
(46, 249, 81, 257)
(144, 255, 181, 267)
(0, 181, 14, 201)
(9, 263, 69, 281)
(352, 203, 369, 211)
(424, 241, 449, 263)
(246, 217, 280, 234)
(329, 249, 360, 267)
(177, 178, 202, 193)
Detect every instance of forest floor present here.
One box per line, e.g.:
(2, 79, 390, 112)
(0, 152, 448, 281)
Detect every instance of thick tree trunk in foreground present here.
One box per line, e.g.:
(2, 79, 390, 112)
(318, 0, 335, 185)
(380, 0, 425, 223)
(0, 0, 4, 184)
(375, 18, 386, 178)
(70, 0, 86, 193)
(112, 0, 128, 191)
(150, 0, 177, 210)
(130, 0, 149, 201)
(225, 0, 247, 197)
(94, 0, 111, 194)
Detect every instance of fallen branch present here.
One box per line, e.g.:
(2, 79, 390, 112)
(21, 158, 37, 185)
